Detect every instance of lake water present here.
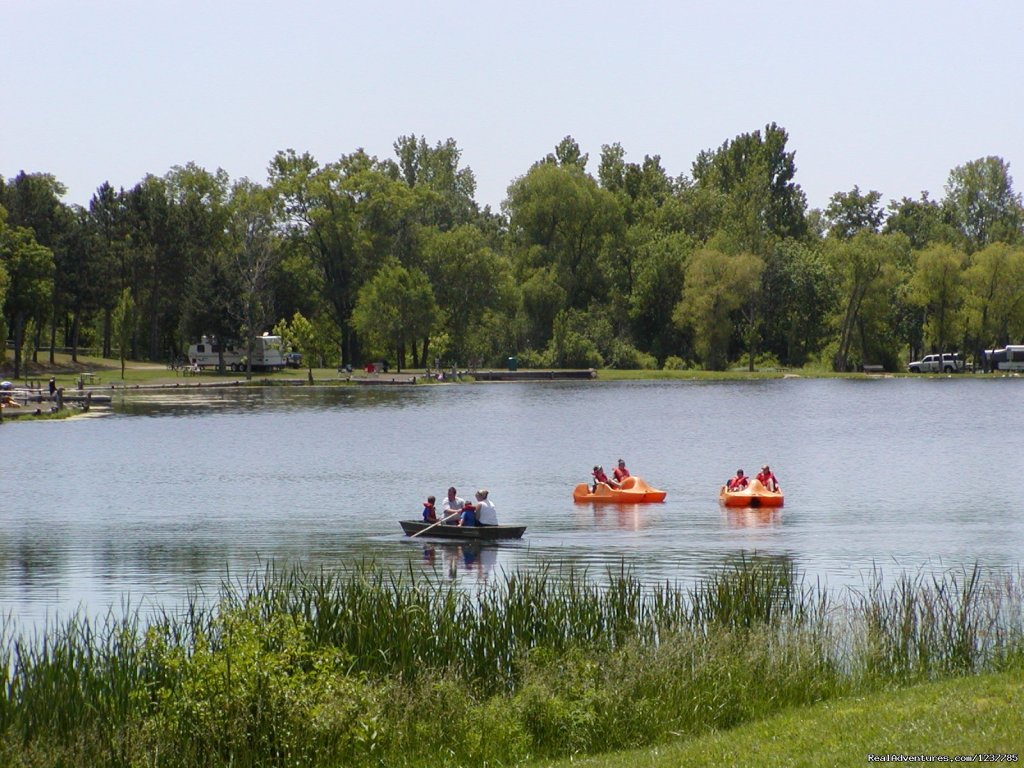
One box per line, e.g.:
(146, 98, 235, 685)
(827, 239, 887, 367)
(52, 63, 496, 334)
(2, 377, 1023, 630)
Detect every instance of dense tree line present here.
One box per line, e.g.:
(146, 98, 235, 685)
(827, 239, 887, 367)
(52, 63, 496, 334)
(3, 126, 1023, 378)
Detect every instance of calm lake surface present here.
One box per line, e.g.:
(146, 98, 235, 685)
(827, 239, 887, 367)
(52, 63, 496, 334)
(3, 377, 1023, 630)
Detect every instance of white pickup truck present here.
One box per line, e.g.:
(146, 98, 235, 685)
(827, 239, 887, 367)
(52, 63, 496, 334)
(907, 353, 966, 373)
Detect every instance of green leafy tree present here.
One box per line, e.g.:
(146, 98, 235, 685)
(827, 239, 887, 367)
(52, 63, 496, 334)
(962, 243, 1024, 357)
(824, 186, 884, 239)
(87, 182, 132, 357)
(884, 193, 957, 250)
(0, 215, 54, 377)
(691, 122, 808, 252)
(544, 136, 589, 170)
(625, 229, 692, 363)
(517, 266, 566, 352)
(0, 239, 8, 361)
(393, 134, 478, 230)
(271, 149, 419, 366)
(598, 143, 673, 226)
(826, 232, 911, 371)
(505, 161, 623, 329)
(227, 180, 281, 379)
(548, 308, 605, 368)
(178, 250, 239, 372)
(943, 156, 1024, 251)
(673, 249, 763, 370)
(270, 150, 362, 365)
(0, 172, 72, 363)
(111, 287, 135, 379)
(274, 310, 339, 380)
(420, 224, 516, 366)
(759, 239, 835, 367)
(350, 259, 438, 370)
(909, 244, 967, 359)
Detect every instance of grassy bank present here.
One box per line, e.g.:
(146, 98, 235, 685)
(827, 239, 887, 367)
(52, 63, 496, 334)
(2, 353, 895, 392)
(540, 668, 1024, 767)
(1, 559, 1022, 767)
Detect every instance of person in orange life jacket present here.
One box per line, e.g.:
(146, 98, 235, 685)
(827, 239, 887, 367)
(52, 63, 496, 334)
(756, 465, 779, 492)
(612, 458, 630, 483)
(422, 495, 437, 523)
(727, 469, 749, 490)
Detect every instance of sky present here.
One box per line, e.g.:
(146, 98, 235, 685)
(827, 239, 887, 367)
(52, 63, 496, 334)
(3, 0, 1023, 214)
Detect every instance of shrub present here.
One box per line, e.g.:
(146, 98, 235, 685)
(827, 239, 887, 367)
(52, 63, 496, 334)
(607, 341, 658, 370)
(142, 602, 385, 767)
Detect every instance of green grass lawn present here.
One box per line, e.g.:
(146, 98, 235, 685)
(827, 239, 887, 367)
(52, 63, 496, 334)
(535, 669, 1024, 767)
(2, 352, 347, 388)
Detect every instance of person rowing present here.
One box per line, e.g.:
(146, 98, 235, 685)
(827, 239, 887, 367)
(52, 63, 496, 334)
(441, 486, 465, 524)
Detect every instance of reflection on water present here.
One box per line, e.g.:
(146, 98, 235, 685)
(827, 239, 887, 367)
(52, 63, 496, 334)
(406, 540, 510, 582)
(573, 503, 655, 532)
(2, 378, 1024, 630)
(723, 507, 782, 529)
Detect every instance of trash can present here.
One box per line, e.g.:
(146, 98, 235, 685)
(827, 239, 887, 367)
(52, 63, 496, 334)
(507, 356, 518, 371)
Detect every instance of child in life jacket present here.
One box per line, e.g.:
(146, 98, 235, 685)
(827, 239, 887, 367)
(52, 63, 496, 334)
(422, 496, 438, 522)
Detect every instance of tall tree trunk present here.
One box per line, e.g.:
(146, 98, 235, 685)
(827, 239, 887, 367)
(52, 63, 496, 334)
(70, 311, 81, 363)
(49, 307, 58, 364)
(103, 307, 112, 358)
(12, 313, 26, 378)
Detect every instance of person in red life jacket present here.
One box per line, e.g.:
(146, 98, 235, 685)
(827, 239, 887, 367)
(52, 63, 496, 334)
(727, 469, 749, 490)
(592, 465, 620, 491)
(612, 458, 630, 484)
(756, 465, 780, 492)
(458, 500, 479, 527)
(422, 495, 438, 523)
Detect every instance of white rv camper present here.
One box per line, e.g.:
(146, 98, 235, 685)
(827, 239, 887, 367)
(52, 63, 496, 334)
(186, 335, 286, 372)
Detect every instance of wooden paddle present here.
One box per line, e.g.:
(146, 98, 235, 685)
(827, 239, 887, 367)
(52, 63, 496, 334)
(409, 510, 463, 538)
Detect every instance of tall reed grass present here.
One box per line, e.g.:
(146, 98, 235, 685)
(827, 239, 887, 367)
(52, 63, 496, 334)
(0, 559, 1021, 767)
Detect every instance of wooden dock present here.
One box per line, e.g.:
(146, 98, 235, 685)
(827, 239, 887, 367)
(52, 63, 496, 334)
(469, 369, 596, 382)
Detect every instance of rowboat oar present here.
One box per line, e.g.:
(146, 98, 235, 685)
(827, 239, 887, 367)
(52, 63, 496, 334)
(409, 510, 462, 538)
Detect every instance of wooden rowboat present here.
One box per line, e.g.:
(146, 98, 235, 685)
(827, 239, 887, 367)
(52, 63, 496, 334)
(399, 520, 527, 540)
(572, 475, 667, 503)
(718, 479, 784, 508)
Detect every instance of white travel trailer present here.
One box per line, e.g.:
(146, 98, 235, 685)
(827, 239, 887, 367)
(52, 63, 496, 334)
(984, 345, 1024, 372)
(186, 334, 287, 372)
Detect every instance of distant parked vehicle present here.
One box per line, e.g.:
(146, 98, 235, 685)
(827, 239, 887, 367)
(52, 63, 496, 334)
(983, 345, 1024, 372)
(284, 352, 303, 369)
(186, 334, 287, 372)
(907, 353, 965, 373)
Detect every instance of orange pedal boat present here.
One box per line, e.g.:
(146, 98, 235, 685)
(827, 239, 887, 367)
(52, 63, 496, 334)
(573, 475, 667, 503)
(718, 479, 784, 508)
